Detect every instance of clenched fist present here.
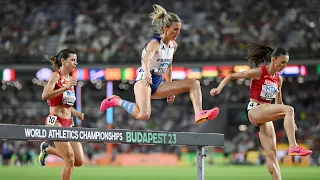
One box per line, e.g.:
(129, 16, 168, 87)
(210, 88, 221, 97)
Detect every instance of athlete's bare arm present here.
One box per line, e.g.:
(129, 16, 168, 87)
(42, 72, 65, 100)
(210, 68, 263, 96)
(165, 41, 177, 103)
(275, 75, 284, 104)
(165, 42, 177, 83)
(141, 40, 160, 86)
(70, 107, 84, 120)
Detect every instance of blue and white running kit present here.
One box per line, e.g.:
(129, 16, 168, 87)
(135, 36, 175, 94)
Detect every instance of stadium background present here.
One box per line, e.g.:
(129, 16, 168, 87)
(0, 0, 319, 179)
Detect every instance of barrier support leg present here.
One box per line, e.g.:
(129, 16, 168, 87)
(196, 146, 206, 180)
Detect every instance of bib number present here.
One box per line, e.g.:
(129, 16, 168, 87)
(62, 90, 76, 106)
(47, 115, 57, 126)
(247, 102, 258, 110)
(158, 62, 170, 74)
(260, 85, 278, 100)
(135, 70, 145, 81)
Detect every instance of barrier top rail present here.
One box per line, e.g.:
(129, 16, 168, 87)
(0, 124, 224, 147)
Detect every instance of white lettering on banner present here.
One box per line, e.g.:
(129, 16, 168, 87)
(24, 128, 123, 141)
(79, 131, 123, 141)
(47, 129, 79, 139)
(24, 128, 47, 138)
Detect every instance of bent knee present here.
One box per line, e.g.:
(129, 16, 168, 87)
(194, 79, 200, 86)
(284, 105, 294, 114)
(136, 112, 151, 120)
(74, 157, 84, 167)
(64, 152, 75, 166)
(265, 148, 277, 159)
(189, 79, 200, 88)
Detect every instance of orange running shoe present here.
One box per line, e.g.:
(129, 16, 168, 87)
(195, 107, 219, 124)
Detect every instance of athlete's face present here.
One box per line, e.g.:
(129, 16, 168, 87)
(164, 22, 181, 40)
(61, 53, 78, 72)
(272, 55, 289, 72)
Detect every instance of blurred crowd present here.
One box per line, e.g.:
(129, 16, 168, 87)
(1, 0, 320, 64)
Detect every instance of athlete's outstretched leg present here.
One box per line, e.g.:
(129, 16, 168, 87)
(152, 79, 202, 113)
(45, 144, 61, 158)
(151, 79, 219, 123)
(100, 79, 219, 123)
(100, 80, 152, 120)
(248, 104, 312, 156)
(39, 142, 84, 167)
(39, 121, 84, 167)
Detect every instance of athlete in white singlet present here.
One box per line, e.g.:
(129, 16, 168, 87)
(100, 4, 219, 124)
(135, 36, 175, 94)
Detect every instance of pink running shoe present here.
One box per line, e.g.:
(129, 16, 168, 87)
(100, 95, 120, 112)
(195, 107, 219, 124)
(288, 146, 312, 156)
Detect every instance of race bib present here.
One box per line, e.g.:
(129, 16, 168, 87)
(260, 85, 279, 100)
(135, 70, 146, 81)
(62, 90, 76, 106)
(47, 115, 57, 126)
(247, 102, 258, 110)
(158, 62, 170, 75)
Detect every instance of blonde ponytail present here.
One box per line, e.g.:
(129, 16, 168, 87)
(149, 4, 168, 24)
(148, 4, 181, 34)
